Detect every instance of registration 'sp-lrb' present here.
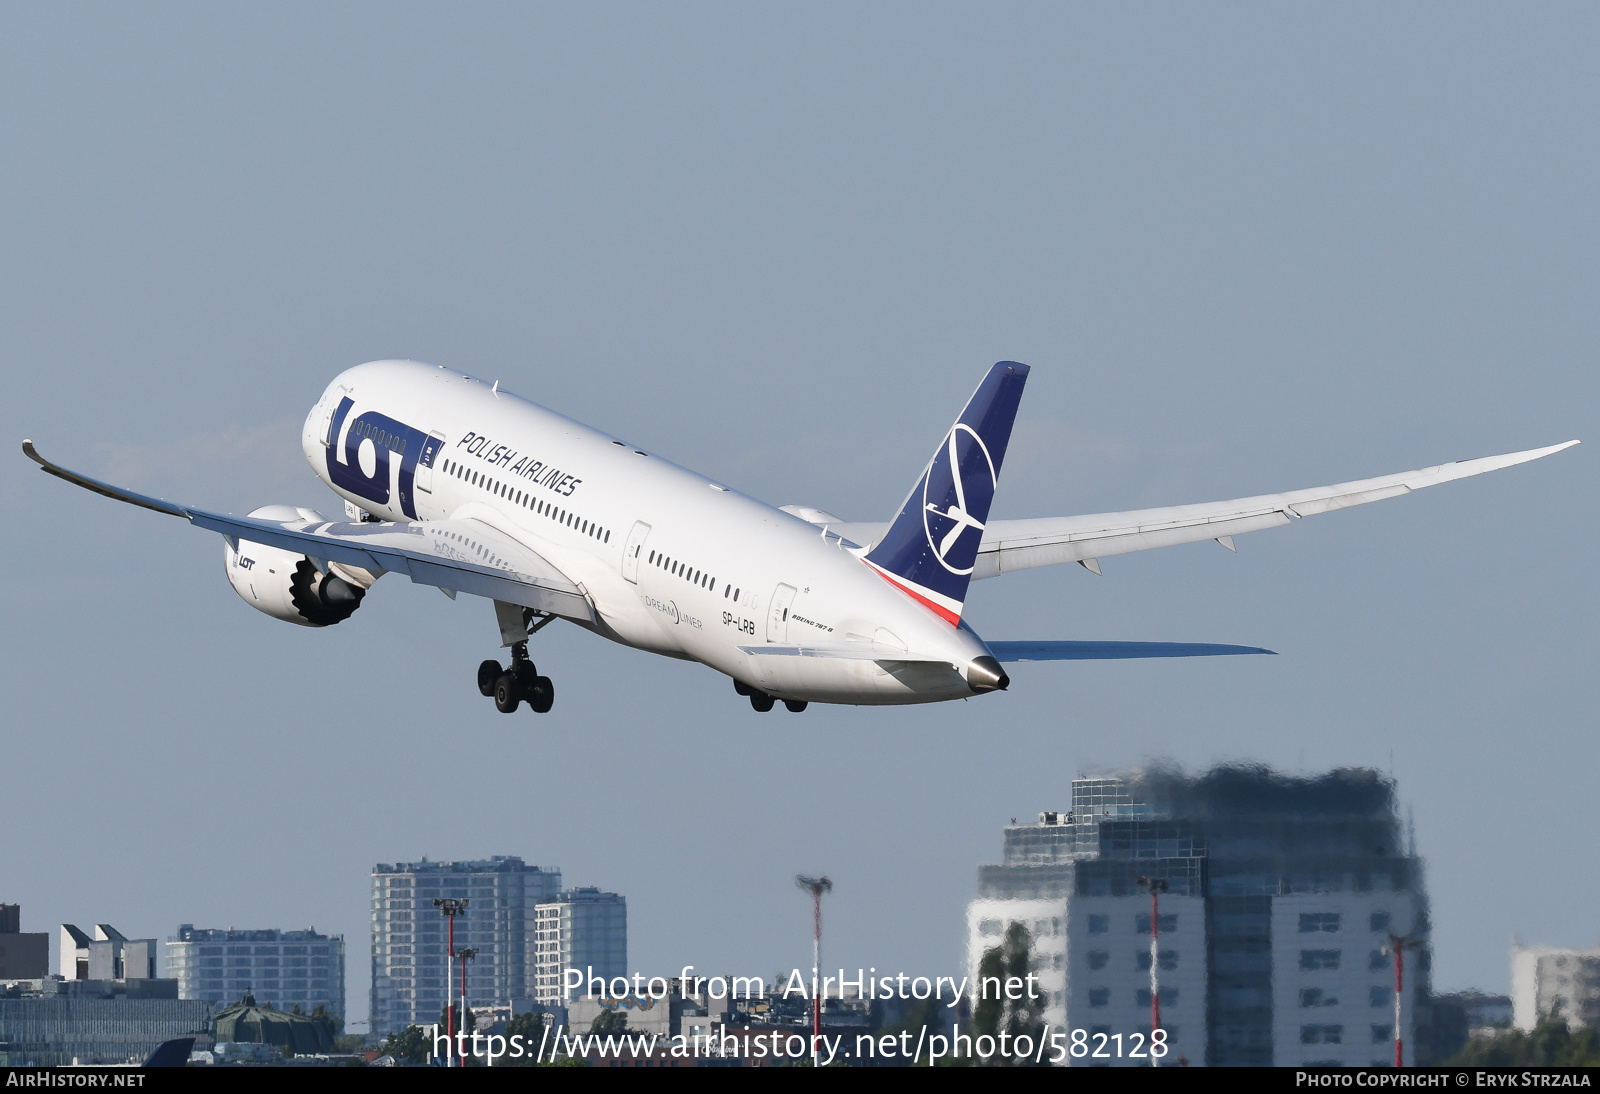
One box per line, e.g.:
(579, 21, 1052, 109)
(25, 361, 1577, 714)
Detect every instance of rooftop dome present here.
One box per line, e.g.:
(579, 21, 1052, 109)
(213, 994, 334, 1055)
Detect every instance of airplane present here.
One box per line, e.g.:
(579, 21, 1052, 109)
(23, 360, 1577, 714)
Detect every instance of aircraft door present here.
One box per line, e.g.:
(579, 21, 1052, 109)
(315, 386, 349, 447)
(414, 432, 446, 493)
(767, 583, 797, 643)
(621, 521, 652, 584)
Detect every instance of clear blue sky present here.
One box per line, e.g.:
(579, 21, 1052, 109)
(2, 4, 1594, 1029)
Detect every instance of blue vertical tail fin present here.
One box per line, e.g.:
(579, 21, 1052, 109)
(864, 361, 1029, 623)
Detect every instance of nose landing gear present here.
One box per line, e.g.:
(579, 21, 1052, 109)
(480, 641, 554, 714)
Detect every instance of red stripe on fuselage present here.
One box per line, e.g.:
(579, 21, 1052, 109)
(868, 567, 961, 626)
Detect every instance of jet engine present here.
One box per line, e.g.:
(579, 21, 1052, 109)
(223, 506, 376, 627)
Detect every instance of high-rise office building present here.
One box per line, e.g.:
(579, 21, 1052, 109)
(532, 888, 627, 1004)
(370, 856, 562, 1035)
(967, 767, 1431, 1067)
(165, 926, 345, 1017)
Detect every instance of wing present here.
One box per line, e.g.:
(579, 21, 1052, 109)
(824, 440, 1578, 578)
(22, 440, 594, 621)
(987, 640, 1275, 661)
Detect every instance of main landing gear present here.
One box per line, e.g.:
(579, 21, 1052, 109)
(479, 641, 554, 714)
(733, 679, 807, 713)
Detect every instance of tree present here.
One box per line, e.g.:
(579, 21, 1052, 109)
(377, 1025, 431, 1066)
(970, 922, 1046, 1067)
(498, 1011, 547, 1068)
(435, 1004, 480, 1065)
(1449, 1017, 1600, 1067)
(506, 1010, 546, 1040)
(590, 1009, 628, 1035)
(310, 1004, 344, 1042)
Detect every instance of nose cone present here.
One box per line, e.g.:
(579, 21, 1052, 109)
(966, 655, 1010, 694)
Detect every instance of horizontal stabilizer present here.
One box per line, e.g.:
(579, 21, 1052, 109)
(988, 640, 1276, 662)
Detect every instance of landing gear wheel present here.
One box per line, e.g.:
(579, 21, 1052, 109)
(528, 676, 554, 714)
(478, 660, 503, 697)
(494, 673, 520, 713)
(784, 700, 808, 713)
(750, 692, 775, 712)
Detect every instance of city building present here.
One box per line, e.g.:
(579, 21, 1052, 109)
(1430, 990, 1513, 1059)
(1511, 943, 1600, 1032)
(370, 856, 562, 1035)
(0, 906, 48, 980)
(59, 924, 158, 984)
(966, 767, 1431, 1067)
(0, 978, 207, 1066)
(533, 888, 627, 1004)
(165, 926, 345, 1017)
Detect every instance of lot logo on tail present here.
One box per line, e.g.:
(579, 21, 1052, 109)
(922, 423, 996, 575)
(865, 361, 1028, 624)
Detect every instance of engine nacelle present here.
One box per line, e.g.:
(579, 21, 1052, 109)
(224, 506, 374, 627)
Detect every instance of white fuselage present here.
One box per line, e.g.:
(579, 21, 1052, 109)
(300, 360, 994, 705)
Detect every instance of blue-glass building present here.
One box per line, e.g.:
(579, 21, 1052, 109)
(967, 766, 1433, 1066)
